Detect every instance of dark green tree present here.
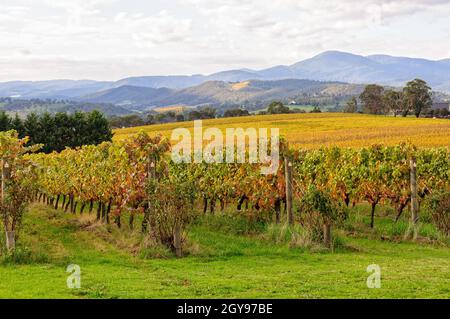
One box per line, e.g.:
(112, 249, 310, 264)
(224, 108, 250, 117)
(86, 110, 113, 146)
(343, 97, 358, 113)
(403, 79, 432, 118)
(11, 113, 25, 137)
(267, 101, 291, 114)
(38, 112, 56, 153)
(0, 111, 12, 131)
(360, 84, 385, 114)
(383, 90, 404, 117)
(24, 113, 40, 145)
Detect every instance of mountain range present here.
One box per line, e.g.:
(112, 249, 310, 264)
(1, 51, 449, 115)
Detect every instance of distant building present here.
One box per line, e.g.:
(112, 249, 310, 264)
(432, 102, 450, 111)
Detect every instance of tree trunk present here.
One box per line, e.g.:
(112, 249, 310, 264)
(89, 199, 94, 213)
(106, 198, 112, 224)
(5, 230, 15, 252)
(129, 213, 134, 230)
(54, 194, 60, 210)
(64, 195, 71, 212)
(394, 199, 409, 223)
(96, 202, 102, 220)
(237, 195, 247, 211)
(173, 222, 182, 257)
(344, 193, 350, 207)
(101, 202, 106, 222)
(61, 195, 66, 209)
(115, 215, 121, 228)
(141, 203, 150, 233)
(323, 223, 331, 248)
(80, 202, 86, 214)
(203, 197, 208, 214)
(70, 196, 75, 214)
(405, 157, 420, 240)
(285, 156, 293, 225)
(72, 201, 78, 214)
(210, 198, 215, 214)
(370, 202, 377, 229)
(274, 199, 281, 224)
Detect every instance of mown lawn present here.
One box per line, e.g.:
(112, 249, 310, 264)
(0, 204, 449, 299)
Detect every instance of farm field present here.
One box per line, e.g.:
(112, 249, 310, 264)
(1, 113, 449, 299)
(114, 113, 450, 148)
(1, 204, 449, 299)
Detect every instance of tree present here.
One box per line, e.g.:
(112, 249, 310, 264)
(85, 110, 113, 146)
(187, 110, 201, 121)
(224, 108, 250, 118)
(343, 97, 358, 113)
(0, 131, 40, 252)
(24, 113, 40, 145)
(360, 84, 385, 115)
(267, 101, 291, 114)
(109, 115, 146, 128)
(0, 111, 11, 131)
(11, 114, 24, 137)
(403, 79, 432, 118)
(383, 90, 404, 117)
(199, 107, 217, 119)
(310, 106, 322, 113)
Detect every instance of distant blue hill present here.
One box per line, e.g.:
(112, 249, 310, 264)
(1, 51, 449, 114)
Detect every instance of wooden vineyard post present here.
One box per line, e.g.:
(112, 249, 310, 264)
(323, 223, 331, 248)
(173, 222, 182, 257)
(405, 156, 419, 240)
(2, 158, 15, 251)
(1, 158, 5, 204)
(285, 154, 293, 225)
(142, 157, 156, 233)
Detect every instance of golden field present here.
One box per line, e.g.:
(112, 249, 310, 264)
(152, 105, 189, 113)
(113, 113, 450, 149)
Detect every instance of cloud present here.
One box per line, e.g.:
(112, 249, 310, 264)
(117, 10, 192, 47)
(0, 0, 449, 80)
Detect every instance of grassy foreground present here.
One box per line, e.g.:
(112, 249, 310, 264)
(114, 113, 450, 148)
(1, 204, 449, 299)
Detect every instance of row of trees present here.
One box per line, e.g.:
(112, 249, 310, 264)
(16, 133, 448, 254)
(0, 111, 112, 153)
(109, 107, 218, 129)
(345, 79, 435, 117)
(261, 101, 321, 115)
(110, 101, 325, 130)
(292, 145, 448, 232)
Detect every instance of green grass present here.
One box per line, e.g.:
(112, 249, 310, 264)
(0, 204, 449, 298)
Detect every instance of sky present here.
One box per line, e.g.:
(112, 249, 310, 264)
(0, 0, 449, 81)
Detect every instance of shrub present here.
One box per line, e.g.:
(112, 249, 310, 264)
(0, 246, 49, 265)
(147, 162, 198, 256)
(298, 185, 348, 246)
(424, 190, 450, 237)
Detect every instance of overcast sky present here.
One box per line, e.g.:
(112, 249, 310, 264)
(1, 0, 449, 81)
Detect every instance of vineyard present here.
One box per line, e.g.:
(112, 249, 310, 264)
(114, 113, 450, 148)
(1, 119, 449, 298)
